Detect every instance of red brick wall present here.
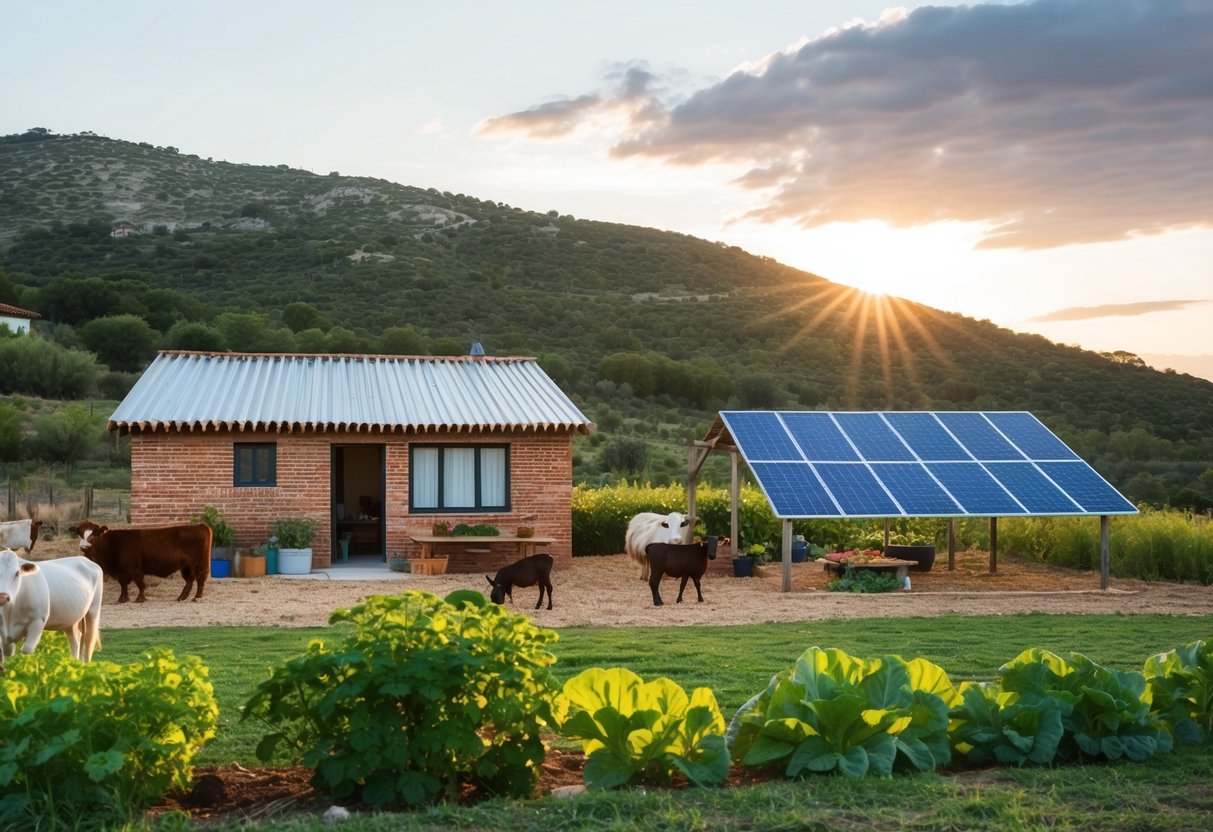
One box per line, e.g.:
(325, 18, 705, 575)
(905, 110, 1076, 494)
(128, 428, 575, 571)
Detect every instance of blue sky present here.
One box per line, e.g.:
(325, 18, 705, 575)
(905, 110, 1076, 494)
(3, 1, 1211, 378)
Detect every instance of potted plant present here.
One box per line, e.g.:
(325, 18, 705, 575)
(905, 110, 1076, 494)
(733, 543, 767, 577)
(272, 517, 319, 575)
(432, 521, 451, 536)
(885, 533, 937, 572)
(388, 552, 409, 572)
(193, 505, 235, 578)
(241, 544, 267, 578)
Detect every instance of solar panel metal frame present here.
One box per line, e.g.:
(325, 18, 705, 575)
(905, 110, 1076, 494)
(718, 410, 1137, 519)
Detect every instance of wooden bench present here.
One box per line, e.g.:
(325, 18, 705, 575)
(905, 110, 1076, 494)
(815, 557, 917, 584)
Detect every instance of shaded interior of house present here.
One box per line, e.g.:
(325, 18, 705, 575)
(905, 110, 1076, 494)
(332, 445, 385, 561)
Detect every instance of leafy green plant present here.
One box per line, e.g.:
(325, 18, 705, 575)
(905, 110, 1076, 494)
(243, 590, 559, 808)
(556, 667, 729, 789)
(1000, 648, 1173, 762)
(727, 647, 956, 777)
(949, 682, 1065, 766)
(270, 516, 318, 548)
(0, 639, 217, 830)
(451, 523, 499, 536)
(1144, 639, 1213, 744)
(192, 504, 234, 547)
(824, 565, 902, 593)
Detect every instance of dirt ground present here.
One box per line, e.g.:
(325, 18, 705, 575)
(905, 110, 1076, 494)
(30, 537, 1213, 629)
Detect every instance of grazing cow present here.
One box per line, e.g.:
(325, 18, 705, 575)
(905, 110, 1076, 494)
(644, 537, 721, 606)
(0, 549, 103, 674)
(486, 553, 554, 610)
(625, 512, 688, 581)
(0, 518, 43, 554)
(68, 520, 212, 603)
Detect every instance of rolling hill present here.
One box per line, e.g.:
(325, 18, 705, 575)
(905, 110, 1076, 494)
(1, 128, 1211, 507)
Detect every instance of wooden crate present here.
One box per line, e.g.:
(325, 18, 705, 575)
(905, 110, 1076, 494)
(409, 557, 449, 575)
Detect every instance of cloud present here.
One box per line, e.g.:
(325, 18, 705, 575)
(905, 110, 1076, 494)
(1028, 299, 1210, 322)
(483, 0, 1213, 249)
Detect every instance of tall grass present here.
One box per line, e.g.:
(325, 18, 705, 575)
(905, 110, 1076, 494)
(1000, 509, 1213, 584)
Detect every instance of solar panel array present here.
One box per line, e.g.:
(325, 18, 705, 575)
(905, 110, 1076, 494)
(719, 411, 1137, 519)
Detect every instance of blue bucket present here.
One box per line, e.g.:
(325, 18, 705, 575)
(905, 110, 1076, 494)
(211, 558, 231, 578)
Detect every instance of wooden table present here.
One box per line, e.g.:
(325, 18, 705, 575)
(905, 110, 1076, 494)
(410, 534, 556, 561)
(815, 557, 917, 583)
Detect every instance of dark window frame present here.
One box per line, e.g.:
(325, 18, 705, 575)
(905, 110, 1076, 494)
(409, 443, 510, 513)
(234, 443, 277, 487)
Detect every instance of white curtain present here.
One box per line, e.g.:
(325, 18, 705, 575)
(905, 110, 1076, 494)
(412, 447, 439, 509)
(480, 447, 506, 507)
(443, 447, 476, 507)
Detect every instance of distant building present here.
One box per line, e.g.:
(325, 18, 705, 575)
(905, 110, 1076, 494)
(0, 302, 40, 335)
(110, 221, 138, 238)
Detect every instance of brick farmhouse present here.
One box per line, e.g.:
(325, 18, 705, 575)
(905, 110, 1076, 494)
(108, 351, 593, 572)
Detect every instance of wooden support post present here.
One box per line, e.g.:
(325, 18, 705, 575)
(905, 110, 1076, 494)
(686, 445, 698, 544)
(730, 450, 739, 556)
(989, 517, 998, 574)
(782, 518, 792, 593)
(948, 518, 956, 571)
(883, 518, 890, 550)
(1100, 515, 1110, 590)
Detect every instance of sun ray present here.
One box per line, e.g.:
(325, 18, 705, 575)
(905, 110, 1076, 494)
(878, 297, 930, 407)
(871, 294, 896, 405)
(844, 290, 873, 407)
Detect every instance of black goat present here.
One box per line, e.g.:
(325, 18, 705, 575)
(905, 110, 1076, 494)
(644, 537, 722, 606)
(486, 553, 554, 610)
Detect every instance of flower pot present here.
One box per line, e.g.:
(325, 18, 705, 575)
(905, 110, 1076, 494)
(240, 556, 266, 578)
(210, 559, 231, 579)
(388, 556, 409, 573)
(265, 546, 278, 575)
(278, 547, 314, 575)
(791, 537, 808, 563)
(732, 556, 755, 577)
(886, 544, 936, 572)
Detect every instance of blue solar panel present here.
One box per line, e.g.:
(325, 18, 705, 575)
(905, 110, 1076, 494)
(783, 412, 860, 461)
(884, 413, 970, 461)
(722, 412, 800, 461)
(833, 413, 916, 461)
(926, 463, 1026, 515)
(869, 463, 963, 514)
(985, 412, 1080, 460)
(985, 463, 1083, 513)
(814, 463, 901, 516)
(936, 413, 1025, 460)
(716, 410, 1134, 518)
(1037, 462, 1138, 514)
(751, 462, 837, 517)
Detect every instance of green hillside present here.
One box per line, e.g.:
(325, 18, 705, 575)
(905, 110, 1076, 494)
(1, 128, 1211, 508)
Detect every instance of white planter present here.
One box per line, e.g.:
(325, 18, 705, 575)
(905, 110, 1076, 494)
(278, 547, 314, 575)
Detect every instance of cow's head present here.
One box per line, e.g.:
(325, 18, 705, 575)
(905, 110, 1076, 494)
(0, 548, 38, 607)
(485, 575, 510, 605)
(658, 512, 690, 545)
(69, 520, 108, 552)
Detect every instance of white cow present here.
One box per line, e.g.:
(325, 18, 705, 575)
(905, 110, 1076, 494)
(0, 549, 103, 674)
(625, 512, 689, 581)
(0, 518, 42, 553)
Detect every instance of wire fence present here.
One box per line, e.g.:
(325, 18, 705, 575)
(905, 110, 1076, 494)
(3, 480, 130, 536)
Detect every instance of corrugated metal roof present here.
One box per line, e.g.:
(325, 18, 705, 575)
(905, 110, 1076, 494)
(109, 351, 594, 434)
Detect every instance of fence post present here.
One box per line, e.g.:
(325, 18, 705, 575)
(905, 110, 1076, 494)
(83, 484, 94, 518)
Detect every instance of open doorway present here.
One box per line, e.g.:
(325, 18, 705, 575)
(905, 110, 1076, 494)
(331, 445, 385, 561)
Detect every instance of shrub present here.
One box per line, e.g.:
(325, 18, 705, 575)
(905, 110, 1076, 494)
(193, 504, 235, 547)
(556, 667, 729, 789)
(0, 640, 217, 830)
(244, 590, 560, 808)
(824, 565, 903, 593)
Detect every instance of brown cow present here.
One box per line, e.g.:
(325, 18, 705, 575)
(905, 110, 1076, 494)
(68, 520, 212, 603)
